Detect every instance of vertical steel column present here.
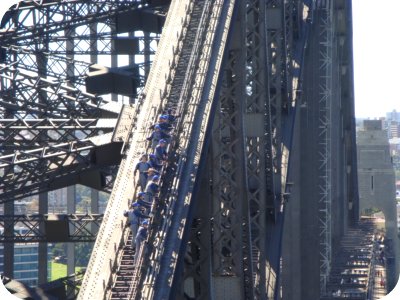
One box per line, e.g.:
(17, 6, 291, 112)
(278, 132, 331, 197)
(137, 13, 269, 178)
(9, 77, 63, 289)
(317, 1, 333, 295)
(143, 32, 151, 78)
(89, 13, 100, 224)
(89, 20, 98, 65)
(38, 192, 48, 284)
(3, 200, 14, 279)
(111, 24, 118, 102)
(264, 2, 289, 298)
(37, 14, 50, 283)
(180, 157, 213, 300)
(67, 185, 76, 277)
(265, 0, 285, 215)
(91, 189, 99, 238)
(245, 0, 271, 298)
(1, 14, 17, 278)
(207, 1, 252, 298)
(64, 23, 76, 278)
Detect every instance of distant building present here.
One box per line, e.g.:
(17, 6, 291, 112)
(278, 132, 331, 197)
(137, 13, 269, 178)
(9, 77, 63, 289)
(0, 228, 51, 287)
(48, 188, 67, 213)
(388, 121, 400, 139)
(386, 109, 400, 123)
(397, 204, 400, 230)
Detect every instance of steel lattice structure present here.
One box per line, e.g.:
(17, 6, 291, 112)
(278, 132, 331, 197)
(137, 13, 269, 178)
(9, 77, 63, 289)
(1, 0, 358, 299)
(0, 213, 103, 242)
(0, 0, 166, 202)
(0, 0, 166, 291)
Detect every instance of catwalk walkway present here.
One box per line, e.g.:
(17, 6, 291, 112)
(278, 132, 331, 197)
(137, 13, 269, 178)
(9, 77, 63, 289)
(372, 260, 387, 300)
(322, 217, 388, 299)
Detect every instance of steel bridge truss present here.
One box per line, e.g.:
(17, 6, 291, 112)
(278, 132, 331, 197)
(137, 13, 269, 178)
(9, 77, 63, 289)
(317, 1, 333, 295)
(0, 213, 103, 243)
(1, 0, 311, 299)
(176, 1, 308, 299)
(0, 0, 169, 289)
(81, 0, 308, 299)
(0, 0, 167, 202)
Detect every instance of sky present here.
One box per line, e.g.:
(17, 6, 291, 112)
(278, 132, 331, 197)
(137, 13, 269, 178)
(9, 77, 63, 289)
(352, 0, 400, 119)
(0, 0, 399, 119)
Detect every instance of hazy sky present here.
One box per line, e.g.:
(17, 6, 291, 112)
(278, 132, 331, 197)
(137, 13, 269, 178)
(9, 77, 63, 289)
(352, 0, 400, 118)
(0, 0, 399, 119)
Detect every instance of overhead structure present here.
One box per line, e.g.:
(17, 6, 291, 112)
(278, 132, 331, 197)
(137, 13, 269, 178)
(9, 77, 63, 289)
(79, 0, 309, 299)
(0, 0, 167, 288)
(1, 0, 358, 299)
(281, 1, 360, 299)
(0, 213, 103, 243)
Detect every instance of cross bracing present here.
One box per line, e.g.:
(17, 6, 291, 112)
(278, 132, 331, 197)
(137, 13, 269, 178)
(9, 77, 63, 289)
(0, 0, 357, 299)
(0, 0, 167, 44)
(0, 0, 164, 204)
(0, 64, 121, 118)
(0, 213, 103, 242)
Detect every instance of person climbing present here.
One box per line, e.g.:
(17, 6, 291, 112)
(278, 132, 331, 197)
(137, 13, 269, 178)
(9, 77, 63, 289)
(135, 191, 152, 213)
(148, 154, 163, 171)
(154, 139, 168, 162)
(123, 202, 149, 250)
(134, 154, 151, 191)
(144, 175, 160, 204)
(147, 124, 170, 149)
(164, 108, 180, 123)
(149, 114, 173, 132)
(134, 220, 149, 265)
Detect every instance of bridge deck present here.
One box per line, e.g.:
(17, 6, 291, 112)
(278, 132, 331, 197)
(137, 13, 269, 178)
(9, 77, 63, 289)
(322, 218, 388, 299)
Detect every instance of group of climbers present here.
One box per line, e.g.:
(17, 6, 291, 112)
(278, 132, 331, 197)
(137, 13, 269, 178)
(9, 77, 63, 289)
(124, 108, 178, 265)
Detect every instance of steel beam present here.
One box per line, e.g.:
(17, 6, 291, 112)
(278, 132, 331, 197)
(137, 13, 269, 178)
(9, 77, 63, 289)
(38, 192, 48, 285)
(0, 0, 166, 289)
(245, 0, 271, 297)
(0, 1, 166, 44)
(0, 118, 117, 149)
(316, 2, 334, 295)
(0, 65, 121, 119)
(207, 1, 253, 298)
(0, 214, 103, 243)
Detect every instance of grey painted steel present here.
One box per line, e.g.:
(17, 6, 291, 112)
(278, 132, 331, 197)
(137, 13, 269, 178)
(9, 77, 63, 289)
(3, 199, 14, 279)
(0, 65, 121, 118)
(180, 159, 213, 300)
(316, 2, 333, 295)
(1, 45, 91, 90)
(79, 0, 189, 297)
(0, 0, 161, 201)
(0, 133, 122, 203)
(38, 192, 48, 285)
(157, 0, 236, 298)
(0, 1, 160, 44)
(177, 0, 302, 299)
(0, 214, 103, 243)
(0, 0, 359, 298)
(205, 2, 254, 298)
(67, 186, 76, 280)
(281, 2, 359, 299)
(127, 1, 237, 299)
(0, 0, 163, 289)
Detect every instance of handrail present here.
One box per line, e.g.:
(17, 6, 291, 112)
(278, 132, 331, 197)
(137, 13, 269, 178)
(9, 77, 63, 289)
(131, 0, 236, 298)
(78, 1, 194, 299)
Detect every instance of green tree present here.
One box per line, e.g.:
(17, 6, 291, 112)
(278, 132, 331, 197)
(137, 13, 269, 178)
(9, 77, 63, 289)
(75, 242, 94, 267)
(52, 243, 67, 258)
